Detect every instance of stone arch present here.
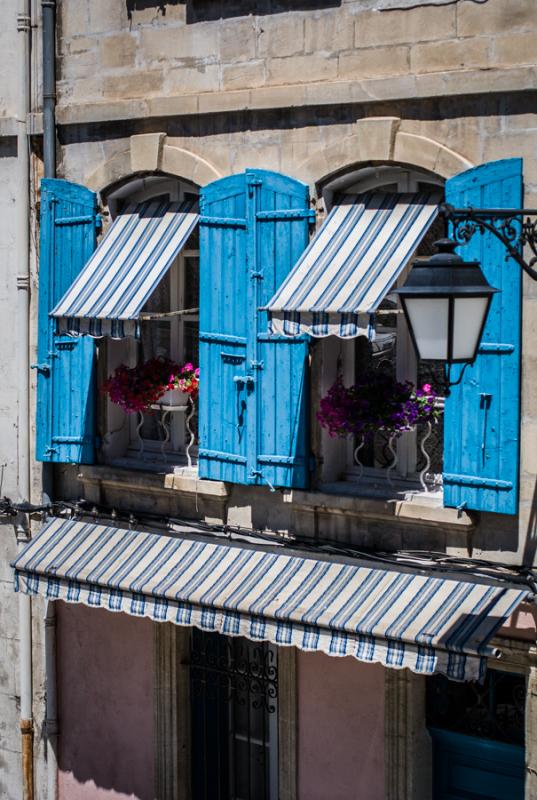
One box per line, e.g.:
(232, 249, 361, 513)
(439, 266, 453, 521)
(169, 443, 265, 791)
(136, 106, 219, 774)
(85, 133, 222, 194)
(295, 117, 474, 194)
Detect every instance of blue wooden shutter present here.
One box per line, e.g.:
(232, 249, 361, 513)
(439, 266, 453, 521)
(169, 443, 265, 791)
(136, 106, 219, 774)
(198, 174, 249, 483)
(36, 179, 98, 463)
(443, 159, 522, 514)
(198, 170, 312, 488)
(252, 170, 312, 489)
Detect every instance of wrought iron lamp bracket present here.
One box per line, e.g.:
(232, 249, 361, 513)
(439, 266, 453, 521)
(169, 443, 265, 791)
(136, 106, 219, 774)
(440, 203, 537, 282)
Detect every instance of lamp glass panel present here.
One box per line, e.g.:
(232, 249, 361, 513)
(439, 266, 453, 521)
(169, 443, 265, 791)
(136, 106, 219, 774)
(404, 297, 449, 360)
(452, 296, 489, 360)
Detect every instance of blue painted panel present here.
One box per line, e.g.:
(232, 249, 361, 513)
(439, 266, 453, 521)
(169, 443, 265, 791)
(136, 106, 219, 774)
(252, 170, 311, 489)
(198, 170, 311, 488)
(430, 728, 524, 800)
(443, 159, 522, 515)
(37, 179, 98, 463)
(198, 174, 249, 483)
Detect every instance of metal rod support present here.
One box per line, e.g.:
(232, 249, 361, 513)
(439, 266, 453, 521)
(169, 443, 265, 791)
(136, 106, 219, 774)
(440, 203, 537, 281)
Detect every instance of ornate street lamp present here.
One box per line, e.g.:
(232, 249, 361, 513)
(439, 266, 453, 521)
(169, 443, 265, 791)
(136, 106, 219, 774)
(394, 238, 497, 393)
(394, 204, 537, 393)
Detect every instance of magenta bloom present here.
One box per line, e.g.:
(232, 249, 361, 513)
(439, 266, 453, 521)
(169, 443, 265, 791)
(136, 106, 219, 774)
(317, 373, 440, 440)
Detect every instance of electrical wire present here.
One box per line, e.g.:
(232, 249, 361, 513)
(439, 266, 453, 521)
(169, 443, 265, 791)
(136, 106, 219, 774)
(2, 495, 535, 594)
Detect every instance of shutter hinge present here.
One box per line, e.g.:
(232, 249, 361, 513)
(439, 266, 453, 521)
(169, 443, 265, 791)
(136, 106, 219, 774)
(31, 362, 50, 375)
(307, 209, 316, 226)
(95, 214, 102, 231)
(249, 360, 264, 370)
(247, 174, 262, 197)
(250, 270, 263, 280)
(43, 445, 58, 455)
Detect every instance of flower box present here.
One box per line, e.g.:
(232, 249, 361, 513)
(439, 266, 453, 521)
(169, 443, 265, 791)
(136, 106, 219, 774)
(157, 388, 190, 407)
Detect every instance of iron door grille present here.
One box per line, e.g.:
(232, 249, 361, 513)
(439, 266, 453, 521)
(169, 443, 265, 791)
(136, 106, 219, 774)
(190, 630, 278, 800)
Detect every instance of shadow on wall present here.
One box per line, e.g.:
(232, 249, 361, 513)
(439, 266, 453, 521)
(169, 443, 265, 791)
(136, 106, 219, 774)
(57, 603, 156, 800)
(186, 0, 341, 21)
(522, 477, 537, 567)
(126, 0, 181, 18)
(126, 0, 341, 21)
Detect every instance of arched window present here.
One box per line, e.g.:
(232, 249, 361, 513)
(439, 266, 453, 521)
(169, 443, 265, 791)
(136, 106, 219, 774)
(317, 165, 446, 493)
(102, 175, 200, 467)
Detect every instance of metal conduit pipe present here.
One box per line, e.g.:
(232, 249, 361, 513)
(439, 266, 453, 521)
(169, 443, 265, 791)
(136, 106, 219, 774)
(42, 0, 56, 178)
(42, 2, 58, 797)
(16, 0, 33, 797)
(45, 602, 58, 800)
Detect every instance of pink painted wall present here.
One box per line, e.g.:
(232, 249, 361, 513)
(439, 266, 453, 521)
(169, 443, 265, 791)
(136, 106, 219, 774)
(57, 603, 155, 800)
(297, 652, 384, 800)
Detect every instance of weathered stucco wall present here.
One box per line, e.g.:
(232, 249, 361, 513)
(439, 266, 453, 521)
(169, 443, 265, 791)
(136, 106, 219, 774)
(57, 603, 155, 800)
(0, 0, 45, 789)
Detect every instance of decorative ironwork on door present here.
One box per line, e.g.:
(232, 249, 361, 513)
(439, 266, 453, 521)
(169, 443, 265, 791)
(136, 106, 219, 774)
(190, 630, 278, 800)
(427, 669, 525, 745)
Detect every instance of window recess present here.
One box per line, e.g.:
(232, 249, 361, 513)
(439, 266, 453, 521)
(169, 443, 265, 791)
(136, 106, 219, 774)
(306, 168, 447, 498)
(96, 177, 201, 472)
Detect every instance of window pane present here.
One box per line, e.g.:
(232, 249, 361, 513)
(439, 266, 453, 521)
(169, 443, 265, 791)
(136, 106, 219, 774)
(354, 302, 398, 468)
(184, 320, 199, 365)
(184, 255, 200, 309)
(139, 271, 172, 441)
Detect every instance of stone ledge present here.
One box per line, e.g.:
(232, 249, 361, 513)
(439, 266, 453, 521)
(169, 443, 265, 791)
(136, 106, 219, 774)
(284, 487, 476, 530)
(56, 65, 537, 127)
(77, 464, 229, 499)
(0, 117, 17, 137)
(0, 114, 43, 138)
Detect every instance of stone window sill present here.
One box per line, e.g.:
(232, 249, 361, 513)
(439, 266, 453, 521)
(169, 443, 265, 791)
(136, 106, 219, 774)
(283, 481, 475, 530)
(77, 464, 229, 500)
(78, 467, 474, 530)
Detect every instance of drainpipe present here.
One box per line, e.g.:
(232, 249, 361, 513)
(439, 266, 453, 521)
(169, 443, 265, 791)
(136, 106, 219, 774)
(16, 0, 33, 797)
(42, 0, 56, 178)
(42, 2, 58, 798)
(45, 602, 58, 800)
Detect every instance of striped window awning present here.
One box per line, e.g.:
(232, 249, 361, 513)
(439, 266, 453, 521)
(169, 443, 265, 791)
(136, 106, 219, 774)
(12, 518, 528, 681)
(51, 199, 199, 338)
(265, 192, 440, 338)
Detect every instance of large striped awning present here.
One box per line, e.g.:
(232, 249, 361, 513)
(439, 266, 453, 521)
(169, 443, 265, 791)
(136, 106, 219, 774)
(12, 517, 528, 681)
(51, 199, 199, 338)
(266, 192, 440, 338)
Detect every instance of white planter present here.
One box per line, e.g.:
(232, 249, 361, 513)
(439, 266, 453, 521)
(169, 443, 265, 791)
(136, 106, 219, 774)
(158, 388, 189, 407)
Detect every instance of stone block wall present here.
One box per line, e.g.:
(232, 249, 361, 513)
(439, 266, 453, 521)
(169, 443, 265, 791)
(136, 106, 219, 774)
(56, 0, 537, 111)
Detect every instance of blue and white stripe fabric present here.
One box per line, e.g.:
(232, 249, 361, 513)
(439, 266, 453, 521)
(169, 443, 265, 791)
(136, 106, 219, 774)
(266, 192, 440, 338)
(12, 518, 527, 681)
(51, 199, 199, 339)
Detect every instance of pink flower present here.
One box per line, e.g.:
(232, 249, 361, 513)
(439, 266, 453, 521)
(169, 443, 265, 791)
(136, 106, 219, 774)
(422, 383, 432, 393)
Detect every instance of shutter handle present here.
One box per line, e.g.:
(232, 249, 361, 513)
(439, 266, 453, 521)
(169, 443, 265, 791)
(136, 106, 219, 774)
(233, 375, 255, 387)
(31, 362, 50, 376)
(479, 392, 492, 466)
